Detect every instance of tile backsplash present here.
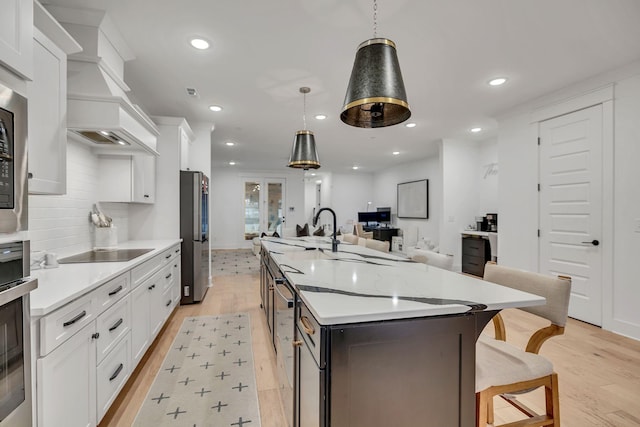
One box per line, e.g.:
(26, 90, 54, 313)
(28, 139, 130, 257)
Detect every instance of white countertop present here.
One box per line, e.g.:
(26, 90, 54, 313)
(29, 239, 181, 317)
(262, 236, 543, 325)
(461, 230, 491, 237)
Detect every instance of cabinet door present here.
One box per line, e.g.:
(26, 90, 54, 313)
(148, 272, 165, 338)
(171, 256, 181, 306)
(28, 29, 67, 195)
(130, 282, 151, 366)
(132, 155, 156, 203)
(37, 323, 97, 427)
(0, 0, 33, 79)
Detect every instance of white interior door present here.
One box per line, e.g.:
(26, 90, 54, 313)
(539, 104, 603, 325)
(265, 179, 286, 235)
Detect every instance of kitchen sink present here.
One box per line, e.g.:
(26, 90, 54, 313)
(59, 248, 154, 264)
(285, 250, 335, 261)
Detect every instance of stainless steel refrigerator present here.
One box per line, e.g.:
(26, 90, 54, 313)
(180, 170, 210, 304)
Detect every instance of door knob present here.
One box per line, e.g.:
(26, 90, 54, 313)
(581, 240, 600, 246)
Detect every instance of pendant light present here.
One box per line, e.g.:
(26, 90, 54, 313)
(287, 87, 321, 170)
(341, 0, 411, 128)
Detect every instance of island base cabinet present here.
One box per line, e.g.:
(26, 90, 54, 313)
(294, 309, 477, 427)
(37, 322, 97, 427)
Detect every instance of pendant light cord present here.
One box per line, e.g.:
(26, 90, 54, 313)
(373, 0, 377, 38)
(302, 91, 307, 130)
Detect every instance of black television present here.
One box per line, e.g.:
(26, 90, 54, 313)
(357, 212, 378, 225)
(376, 207, 391, 224)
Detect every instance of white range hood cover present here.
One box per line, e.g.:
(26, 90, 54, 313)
(47, 5, 159, 155)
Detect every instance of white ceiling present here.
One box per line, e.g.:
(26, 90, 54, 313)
(43, 0, 640, 174)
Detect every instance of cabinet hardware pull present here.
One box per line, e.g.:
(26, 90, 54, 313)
(174, 264, 177, 268)
(581, 239, 600, 246)
(109, 318, 123, 332)
(165, 273, 172, 279)
(63, 310, 87, 327)
(166, 300, 171, 307)
(28, 172, 33, 179)
(91, 332, 100, 340)
(108, 285, 123, 296)
(268, 286, 274, 291)
(300, 316, 315, 335)
(144, 194, 150, 198)
(292, 340, 304, 347)
(109, 363, 124, 381)
(175, 249, 179, 253)
(165, 254, 172, 259)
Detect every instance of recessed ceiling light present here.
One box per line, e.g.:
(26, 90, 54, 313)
(310, 173, 316, 176)
(352, 166, 359, 170)
(190, 38, 210, 50)
(488, 77, 507, 86)
(225, 142, 234, 146)
(470, 127, 482, 133)
(392, 151, 400, 155)
(315, 114, 327, 120)
(229, 161, 236, 166)
(209, 105, 223, 112)
(405, 122, 417, 128)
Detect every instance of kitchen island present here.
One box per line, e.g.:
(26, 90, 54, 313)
(260, 236, 544, 427)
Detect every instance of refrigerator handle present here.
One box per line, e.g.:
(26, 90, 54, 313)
(193, 172, 202, 239)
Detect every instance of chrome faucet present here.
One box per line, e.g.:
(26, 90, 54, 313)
(313, 207, 339, 252)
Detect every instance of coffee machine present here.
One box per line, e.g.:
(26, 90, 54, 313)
(475, 216, 488, 231)
(486, 213, 498, 232)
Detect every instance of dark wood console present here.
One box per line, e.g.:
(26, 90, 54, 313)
(461, 236, 491, 277)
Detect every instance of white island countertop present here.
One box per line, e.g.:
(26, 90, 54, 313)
(262, 236, 543, 325)
(29, 239, 181, 317)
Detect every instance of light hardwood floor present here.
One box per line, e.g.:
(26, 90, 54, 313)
(100, 271, 640, 427)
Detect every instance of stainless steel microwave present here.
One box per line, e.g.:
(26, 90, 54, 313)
(0, 82, 27, 233)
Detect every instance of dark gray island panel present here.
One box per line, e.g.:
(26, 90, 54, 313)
(294, 299, 477, 427)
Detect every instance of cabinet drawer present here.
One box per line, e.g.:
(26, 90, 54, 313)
(96, 294, 131, 364)
(40, 293, 96, 356)
(96, 272, 130, 315)
(131, 254, 163, 289)
(159, 263, 174, 292)
(462, 255, 486, 277)
(462, 237, 486, 257)
(297, 303, 324, 368)
(97, 332, 131, 422)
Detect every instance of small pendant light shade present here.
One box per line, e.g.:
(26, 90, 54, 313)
(341, 38, 411, 128)
(287, 130, 320, 170)
(288, 87, 321, 170)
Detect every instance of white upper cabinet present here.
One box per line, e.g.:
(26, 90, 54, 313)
(97, 154, 156, 204)
(28, 3, 81, 194)
(0, 0, 33, 79)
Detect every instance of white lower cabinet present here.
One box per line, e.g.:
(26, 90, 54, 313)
(96, 332, 131, 420)
(34, 244, 182, 427)
(37, 322, 97, 427)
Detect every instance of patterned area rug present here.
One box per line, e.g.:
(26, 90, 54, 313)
(212, 249, 259, 277)
(133, 313, 261, 427)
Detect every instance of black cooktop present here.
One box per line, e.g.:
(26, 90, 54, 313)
(59, 248, 154, 264)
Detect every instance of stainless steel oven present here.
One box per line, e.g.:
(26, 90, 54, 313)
(0, 241, 37, 426)
(0, 82, 28, 233)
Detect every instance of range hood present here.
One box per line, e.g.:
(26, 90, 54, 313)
(46, 5, 159, 155)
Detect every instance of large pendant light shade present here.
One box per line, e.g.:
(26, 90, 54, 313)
(341, 38, 411, 128)
(288, 130, 320, 170)
(287, 87, 321, 170)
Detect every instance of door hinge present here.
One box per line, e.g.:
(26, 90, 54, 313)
(538, 229, 541, 237)
(538, 183, 541, 192)
(537, 137, 541, 145)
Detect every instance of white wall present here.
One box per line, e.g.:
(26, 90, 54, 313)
(477, 138, 499, 215)
(497, 64, 640, 340)
(439, 139, 482, 269)
(611, 74, 640, 339)
(372, 156, 441, 247)
(210, 169, 305, 249)
(329, 173, 374, 233)
(26, 138, 130, 258)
